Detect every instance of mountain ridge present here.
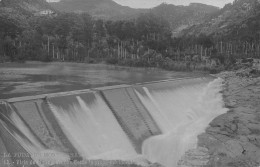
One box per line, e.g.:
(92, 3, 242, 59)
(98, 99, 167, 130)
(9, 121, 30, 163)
(181, 0, 260, 38)
(0, 0, 54, 15)
(49, 0, 219, 34)
(150, 3, 219, 35)
(50, 0, 145, 20)
(0, 0, 55, 38)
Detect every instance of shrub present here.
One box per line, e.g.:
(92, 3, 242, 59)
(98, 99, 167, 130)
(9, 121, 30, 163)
(106, 57, 119, 65)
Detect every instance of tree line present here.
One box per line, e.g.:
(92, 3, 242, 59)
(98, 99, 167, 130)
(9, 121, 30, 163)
(0, 11, 259, 71)
(0, 12, 172, 63)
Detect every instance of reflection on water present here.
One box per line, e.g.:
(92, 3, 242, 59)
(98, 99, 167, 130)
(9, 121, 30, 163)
(0, 62, 207, 99)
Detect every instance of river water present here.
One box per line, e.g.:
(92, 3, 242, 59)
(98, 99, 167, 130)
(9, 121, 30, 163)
(0, 62, 206, 99)
(0, 62, 227, 167)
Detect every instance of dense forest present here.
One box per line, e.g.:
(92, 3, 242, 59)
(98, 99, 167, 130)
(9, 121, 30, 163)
(0, 12, 171, 61)
(0, 1, 260, 72)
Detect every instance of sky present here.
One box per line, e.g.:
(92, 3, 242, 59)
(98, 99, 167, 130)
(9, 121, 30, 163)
(47, 0, 234, 8)
(113, 0, 234, 8)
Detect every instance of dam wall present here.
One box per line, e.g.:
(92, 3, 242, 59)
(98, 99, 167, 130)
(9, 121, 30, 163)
(0, 77, 226, 167)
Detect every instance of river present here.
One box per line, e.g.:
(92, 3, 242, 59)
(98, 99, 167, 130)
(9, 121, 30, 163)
(0, 62, 207, 99)
(0, 62, 227, 167)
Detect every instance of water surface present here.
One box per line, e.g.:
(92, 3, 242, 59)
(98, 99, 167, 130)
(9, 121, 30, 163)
(0, 62, 207, 99)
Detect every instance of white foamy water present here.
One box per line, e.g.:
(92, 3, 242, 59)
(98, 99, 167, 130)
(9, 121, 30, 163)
(0, 77, 227, 167)
(140, 78, 228, 167)
(0, 108, 70, 167)
(49, 94, 137, 161)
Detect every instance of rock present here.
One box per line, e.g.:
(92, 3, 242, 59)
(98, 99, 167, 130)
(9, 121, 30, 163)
(148, 162, 165, 167)
(177, 147, 210, 167)
(247, 135, 260, 147)
(225, 99, 237, 108)
(211, 157, 259, 167)
(182, 69, 260, 167)
(217, 140, 244, 158)
(239, 136, 249, 142)
(209, 113, 236, 128)
(236, 123, 251, 135)
(206, 126, 235, 138)
(197, 133, 231, 153)
(247, 124, 260, 135)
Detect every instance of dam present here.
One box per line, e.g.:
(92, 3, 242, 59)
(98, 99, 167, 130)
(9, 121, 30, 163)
(0, 77, 227, 167)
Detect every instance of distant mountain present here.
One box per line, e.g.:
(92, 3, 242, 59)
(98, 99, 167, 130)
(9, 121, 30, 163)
(150, 3, 219, 36)
(50, 0, 145, 20)
(0, 0, 55, 38)
(0, 0, 55, 15)
(181, 0, 260, 38)
(0, 7, 29, 37)
(50, 0, 219, 34)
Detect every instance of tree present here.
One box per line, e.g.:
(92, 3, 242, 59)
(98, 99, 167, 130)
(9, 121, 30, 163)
(197, 34, 214, 48)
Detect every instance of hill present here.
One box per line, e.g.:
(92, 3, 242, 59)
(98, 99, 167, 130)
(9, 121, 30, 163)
(181, 0, 260, 39)
(0, 0, 55, 16)
(50, 0, 219, 34)
(0, 0, 55, 47)
(150, 3, 219, 36)
(50, 0, 145, 20)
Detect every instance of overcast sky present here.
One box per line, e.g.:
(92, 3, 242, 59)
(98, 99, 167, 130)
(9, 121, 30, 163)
(47, 0, 234, 8)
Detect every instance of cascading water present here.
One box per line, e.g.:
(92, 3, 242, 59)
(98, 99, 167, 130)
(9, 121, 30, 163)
(48, 94, 137, 161)
(0, 77, 227, 167)
(0, 103, 70, 167)
(139, 78, 228, 167)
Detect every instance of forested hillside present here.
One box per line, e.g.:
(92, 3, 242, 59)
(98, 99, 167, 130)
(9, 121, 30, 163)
(1, 0, 260, 72)
(0, 0, 55, 15)
(151, 3, 219, 35)
(182, 0, 260, 37)
(50, 0, 145, 20)
(174, 0, 260, 68)
(0, 8, 174, 67)
(50, 0, 219, 33)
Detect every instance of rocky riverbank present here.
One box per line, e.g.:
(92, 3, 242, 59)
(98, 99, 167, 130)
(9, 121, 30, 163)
(178, 68, 260, 167)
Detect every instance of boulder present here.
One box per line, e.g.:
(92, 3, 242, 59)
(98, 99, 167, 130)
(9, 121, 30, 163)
(177, 147, 210, 167)
(216, 140, 244, 158)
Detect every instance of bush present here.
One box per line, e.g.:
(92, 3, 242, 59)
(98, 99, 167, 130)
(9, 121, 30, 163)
(86, 58, 99, 64)
(106, 57, 118, 64)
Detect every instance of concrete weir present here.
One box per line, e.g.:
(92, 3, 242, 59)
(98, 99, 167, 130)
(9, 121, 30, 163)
(0, 77, 227, 167)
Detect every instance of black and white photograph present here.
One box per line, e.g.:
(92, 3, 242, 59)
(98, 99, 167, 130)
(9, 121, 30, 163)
(0, 0, 260, 166)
